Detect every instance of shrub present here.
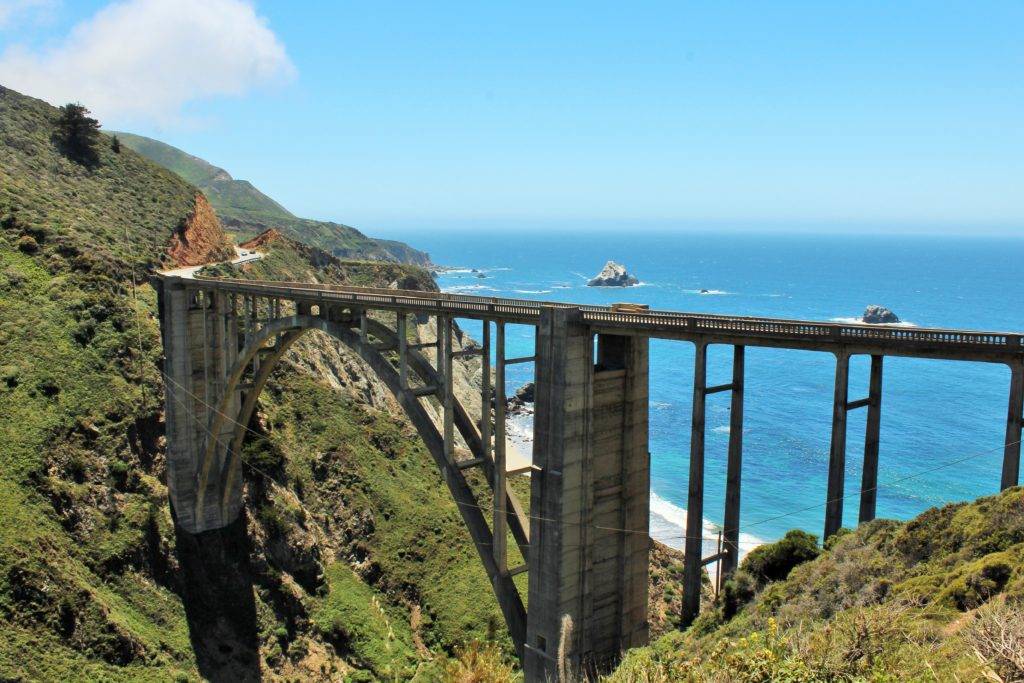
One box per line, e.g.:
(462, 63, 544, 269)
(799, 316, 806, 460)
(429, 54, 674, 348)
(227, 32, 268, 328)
(1, 364, 19, 388)
(108, 459, 131, 489)
(741, 529, 821, 585)
(16, 235, 39, 254)
(948, 559, 1014, 610)
(721, 530, 821, 619)
(243, 437, 285, 474)
(722, 569, 758, 619)
(441, 641, 518, 683)
(258, 502, 290, 538)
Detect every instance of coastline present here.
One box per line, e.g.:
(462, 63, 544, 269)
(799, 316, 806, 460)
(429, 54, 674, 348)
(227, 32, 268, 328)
(506, 406, 765, 573)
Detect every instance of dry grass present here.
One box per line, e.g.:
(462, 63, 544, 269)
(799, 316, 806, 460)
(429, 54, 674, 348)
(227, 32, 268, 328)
(965, 601, 1024, 682)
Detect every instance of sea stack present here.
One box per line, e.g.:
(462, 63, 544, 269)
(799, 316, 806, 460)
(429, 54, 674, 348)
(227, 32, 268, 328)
(587, 261, 639, 287)
(862, 305, 900, 324)
(506, 381, 535, 415)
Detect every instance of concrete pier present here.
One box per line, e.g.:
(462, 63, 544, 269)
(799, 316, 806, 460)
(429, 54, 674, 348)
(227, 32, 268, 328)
(524, 308, 650, 681)
(157, 281, 242, 533)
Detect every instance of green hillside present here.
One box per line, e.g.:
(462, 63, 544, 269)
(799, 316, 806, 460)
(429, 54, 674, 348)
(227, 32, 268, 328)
(1, 85, 202, 681)
(610, 486, 1024, 682)
(113, 131, 432, 266)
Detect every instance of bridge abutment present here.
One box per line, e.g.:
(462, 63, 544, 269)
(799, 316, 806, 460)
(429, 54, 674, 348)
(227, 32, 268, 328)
(157, 278, 243, 534)
(525, 308, 650, 681)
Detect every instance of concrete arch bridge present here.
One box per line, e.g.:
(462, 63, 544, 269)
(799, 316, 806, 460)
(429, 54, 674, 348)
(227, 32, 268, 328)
(154, 274, 1024, 682)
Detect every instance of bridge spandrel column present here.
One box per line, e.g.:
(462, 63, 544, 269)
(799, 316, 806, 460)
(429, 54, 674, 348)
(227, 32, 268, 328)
(1002, 360, 1024, 490)
(205, 290, 243, 529)
(525, 309, 650, 682)
(824, 352, 851, 540)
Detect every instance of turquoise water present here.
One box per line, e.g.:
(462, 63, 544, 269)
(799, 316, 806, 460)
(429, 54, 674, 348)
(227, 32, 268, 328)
(383, 230, 1024, 547)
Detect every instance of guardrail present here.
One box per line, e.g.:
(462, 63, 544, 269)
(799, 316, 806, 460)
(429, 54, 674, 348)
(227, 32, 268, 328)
(178, 274, 1022, 357)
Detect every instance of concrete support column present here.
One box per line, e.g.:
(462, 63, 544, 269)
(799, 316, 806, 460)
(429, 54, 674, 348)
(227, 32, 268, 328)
(825, 352, 850, 540)
(441, 315, 454, 462)
(722, 345, 745, 579)
(682, 341, 707, 626)
(1002, 360, 1024, 489)
(210, 290, 243, 527)
(593, 333, 650, 658)
(397, 313, 408, 390)
(157, 278, 198, 531)
(493, 321, 507, 574)
(858, 355, 884, 523)
(481, 320, 492, 463)
(525, 310, 650, 682)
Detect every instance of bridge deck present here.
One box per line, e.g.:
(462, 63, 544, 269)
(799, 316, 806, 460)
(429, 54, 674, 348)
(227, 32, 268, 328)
(178, 275, 1023, 363)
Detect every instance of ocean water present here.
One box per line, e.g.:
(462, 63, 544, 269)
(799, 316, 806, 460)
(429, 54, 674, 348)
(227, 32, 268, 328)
(382, 230, 1024, 552)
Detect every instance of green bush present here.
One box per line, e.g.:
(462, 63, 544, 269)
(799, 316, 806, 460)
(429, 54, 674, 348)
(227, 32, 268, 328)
(741, 529, 820, 585)
(16, 235, 38, 253)
(946, 558, 1015, 610)
(258, 502, 291, 538)
(722, 568, 758, 619)
(720, 530, 821, 619)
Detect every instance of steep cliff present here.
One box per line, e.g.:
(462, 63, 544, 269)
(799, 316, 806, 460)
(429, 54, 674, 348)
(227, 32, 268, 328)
(1, 84, 202, 681)
(166, 193, 234, 266)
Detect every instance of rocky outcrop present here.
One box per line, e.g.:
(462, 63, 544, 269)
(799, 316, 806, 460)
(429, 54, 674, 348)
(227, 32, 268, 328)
(588, 261, 639, 287)
(239, 228, 284, 251)
(862, 305, 900, 324)
(166, 193, 234, 266)
(506, 382, 535, 415)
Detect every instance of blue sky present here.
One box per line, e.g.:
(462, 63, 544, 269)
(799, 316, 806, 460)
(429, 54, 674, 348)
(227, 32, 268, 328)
(1, 1, 1021, 234)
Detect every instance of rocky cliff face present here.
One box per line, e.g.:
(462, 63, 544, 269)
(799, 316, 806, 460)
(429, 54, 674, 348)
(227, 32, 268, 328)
(166, 193, 235, 266)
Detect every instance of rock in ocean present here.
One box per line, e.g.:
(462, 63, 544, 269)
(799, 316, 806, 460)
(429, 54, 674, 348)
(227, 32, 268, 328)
(862, 305, 900, 324)
(587, 261, 639, 287)
(506, 381, 535, 414)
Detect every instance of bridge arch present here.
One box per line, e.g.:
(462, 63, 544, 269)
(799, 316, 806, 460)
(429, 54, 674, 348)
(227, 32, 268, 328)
(159, 291, 530, 654)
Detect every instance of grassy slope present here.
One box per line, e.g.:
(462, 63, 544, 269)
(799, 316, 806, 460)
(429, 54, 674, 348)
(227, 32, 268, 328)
(112, 132, 294, 225)
(0, 85, 197, 681)
(611, 487, 1024, 682)
(113, 131, 431, 265)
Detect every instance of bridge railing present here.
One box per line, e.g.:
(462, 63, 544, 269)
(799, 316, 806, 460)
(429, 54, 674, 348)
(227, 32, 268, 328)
(183, 275, 1022, 355)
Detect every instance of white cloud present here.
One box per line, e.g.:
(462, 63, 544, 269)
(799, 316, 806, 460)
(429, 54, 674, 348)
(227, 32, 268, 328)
(0, 0, 294, 125)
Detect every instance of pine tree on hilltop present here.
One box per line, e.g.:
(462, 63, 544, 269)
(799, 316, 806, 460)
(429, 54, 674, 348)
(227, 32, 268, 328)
(54, 103, 101, 167)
